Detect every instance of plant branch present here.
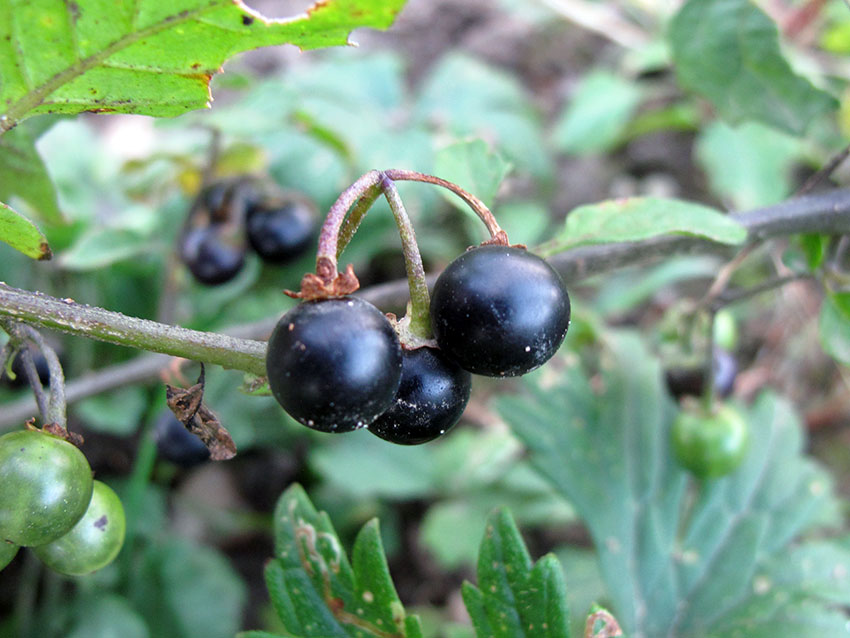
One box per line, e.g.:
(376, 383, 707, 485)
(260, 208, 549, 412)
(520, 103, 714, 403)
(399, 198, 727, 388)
(2, 188, 850, 429)
(0, 284, 267, 377)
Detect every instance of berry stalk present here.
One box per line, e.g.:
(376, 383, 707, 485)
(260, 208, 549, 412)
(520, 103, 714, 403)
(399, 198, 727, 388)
(379, 175, 432, 342)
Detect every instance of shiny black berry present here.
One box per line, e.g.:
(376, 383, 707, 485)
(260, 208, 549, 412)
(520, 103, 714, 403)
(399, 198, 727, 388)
(368, 347, 471, 445)
(430, 245, 571, 377)
(246, 201, 316, 264)
(266, 297, 403, 432)
(153, 412, 210, 467)
(180, 226, 245, 285)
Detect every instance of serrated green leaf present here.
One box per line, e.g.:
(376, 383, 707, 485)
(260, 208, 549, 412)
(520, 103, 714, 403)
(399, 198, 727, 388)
(462, 508, 570, 638)
(553, 70, 642, 155)
(0, 201, 51, 259)
(695, 121, 801, 210)
(264, 484, 419, 637)
(497, 332, 840, 637)
(0, 0, 406, 128)
(669, 0, 837, 135)
(540, 197, 746, 255)
(0, 121, 63, 224)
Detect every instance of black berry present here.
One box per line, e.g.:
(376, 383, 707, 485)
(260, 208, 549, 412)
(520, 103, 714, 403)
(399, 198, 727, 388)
(5, 349, 51, 388)
(665, 349, 738, 400)
(153, 412, 210, 467)
(430, 245, 571, 377)
(266, 297, 403, 432)
(246, 201, 316, 264)
(368, 346, 471, 445)
(180, 226, 245, 285)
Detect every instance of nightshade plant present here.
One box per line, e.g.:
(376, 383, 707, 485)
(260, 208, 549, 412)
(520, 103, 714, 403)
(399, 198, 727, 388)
(1, 1, 850, 637)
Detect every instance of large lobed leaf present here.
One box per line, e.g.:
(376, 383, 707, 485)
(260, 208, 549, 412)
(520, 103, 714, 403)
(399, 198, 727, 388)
(462, 508, 570, 638)
(669, 0, 836, 135)
(0, 0, 406, 128)
(497, 332, 842, 638)
(254, 484, 422, 638)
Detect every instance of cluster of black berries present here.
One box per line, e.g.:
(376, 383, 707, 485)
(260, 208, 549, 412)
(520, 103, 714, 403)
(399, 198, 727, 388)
(181, 180, 317, 285)
(265, 245, 571, 445)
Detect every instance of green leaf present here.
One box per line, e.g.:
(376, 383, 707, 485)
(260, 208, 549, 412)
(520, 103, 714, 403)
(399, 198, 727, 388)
(497, 332, 840, 637)
(461, 508, 570, 638)
(415, 54, 549, 179)
(264, 484, 420, 637)
(0, 120, 63, 224)
(434, 139, 511, 213)
(133, 538, 247, 638)
(798, 234, 830, 271)
(73, 386, 148, 435)
(819, 293, 850, 366)
(695, 121, 802, 210)
(57, 226, 154, 270)
(553, 70, 642, 155)
(67, 594, 149, 638)
(540, 197, 747, 255)
(669, 0, 837, 135)
(0, 0, 406, 128)
(0, 201, 51, 259)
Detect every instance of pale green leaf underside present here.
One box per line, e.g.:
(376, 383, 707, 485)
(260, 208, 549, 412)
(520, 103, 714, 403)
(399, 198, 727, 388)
(669, 0, 837, 135)
(0, 201, 51, 259)
(497, 333, 840, 637)
(0, 0, 405, 128)
(541, 196, 747, 255)
(0, 122, 63, 224)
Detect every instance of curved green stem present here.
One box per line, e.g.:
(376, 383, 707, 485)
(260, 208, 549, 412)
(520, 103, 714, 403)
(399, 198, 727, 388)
(336, 183, 384, 259)
(315, 170, 383, 278)
(383, 168, 506, 242)
(380, 175, 432, 341)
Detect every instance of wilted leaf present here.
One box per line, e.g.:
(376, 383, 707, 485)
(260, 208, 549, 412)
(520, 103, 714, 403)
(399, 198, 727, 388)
(669, 0, 837, 134)
(0, 0, 406, 128)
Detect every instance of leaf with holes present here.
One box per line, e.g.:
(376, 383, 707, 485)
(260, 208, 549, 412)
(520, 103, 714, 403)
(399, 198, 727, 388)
(0, 0, 406, 130)
(256, 483, 423, 638)
(669, 0, 837, 135)
(539, 197, 746, 255)
(461, 508, 570, 638)
(497, 332, 842, 637)
(0, 200, 51, 259)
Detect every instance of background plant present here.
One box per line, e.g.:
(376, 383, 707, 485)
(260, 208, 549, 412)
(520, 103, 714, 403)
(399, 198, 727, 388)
(2, 1, 850, 637)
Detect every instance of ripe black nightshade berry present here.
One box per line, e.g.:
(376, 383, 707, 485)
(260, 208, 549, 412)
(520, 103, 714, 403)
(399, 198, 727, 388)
(430, 245, 570, 377)
(180, 226, 246, 285)
(246, 201, 316, 264)
(266, 297, 403, 432)
(368, 347, 471, 445)
(153, 412, 210, 467)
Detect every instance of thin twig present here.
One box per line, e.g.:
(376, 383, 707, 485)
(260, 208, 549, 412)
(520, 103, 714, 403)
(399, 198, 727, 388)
(714, 273, 816, 309)
(795, 141, 850, 197)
